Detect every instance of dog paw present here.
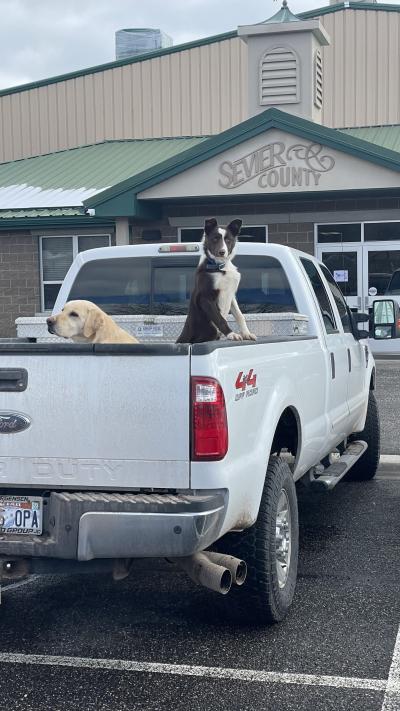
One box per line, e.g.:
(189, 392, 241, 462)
(227, 332, 243, 341)
(241, 331, 257, 341)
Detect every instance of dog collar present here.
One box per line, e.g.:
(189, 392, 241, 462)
(205, 258, 226, 272)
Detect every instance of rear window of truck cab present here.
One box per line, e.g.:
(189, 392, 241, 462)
(67, 255, 298, 315)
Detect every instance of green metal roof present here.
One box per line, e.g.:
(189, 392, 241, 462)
(0, 208, 84, 219)
(298, 2, 400, 20)
(0, 137, 207, 216)
(263, 0, 300, 24)
(339, 125, 400, 154)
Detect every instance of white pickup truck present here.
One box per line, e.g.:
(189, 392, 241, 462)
(0, 243, 380, 624)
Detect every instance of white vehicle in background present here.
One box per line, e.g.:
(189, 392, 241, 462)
(0, 243, 384, 624)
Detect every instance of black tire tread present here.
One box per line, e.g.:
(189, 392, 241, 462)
(348, 391, 380, 481)
(217, 456, 298, 624)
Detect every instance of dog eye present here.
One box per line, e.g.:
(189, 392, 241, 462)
(69, 312, 79, 318)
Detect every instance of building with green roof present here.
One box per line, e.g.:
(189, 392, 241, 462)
(1, 1, 400, 344)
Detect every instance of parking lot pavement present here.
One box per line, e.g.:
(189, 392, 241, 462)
(0, 470, 399, 711)
(375, 359, 400, 455)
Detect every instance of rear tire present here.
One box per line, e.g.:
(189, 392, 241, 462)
(218, 456, 298, 624)
(347, 391, 380, 481)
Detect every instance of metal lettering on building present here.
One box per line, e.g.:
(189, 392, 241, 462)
(218, 141, 335, 190)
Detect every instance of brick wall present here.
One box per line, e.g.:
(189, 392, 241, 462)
(0, 232, 40, 337)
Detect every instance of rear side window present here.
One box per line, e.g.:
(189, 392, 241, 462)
(301, 258, 337, 334)
(67, 254, 297, 315)
(320, 264, 352, 333)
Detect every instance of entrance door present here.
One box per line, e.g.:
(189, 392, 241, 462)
(363, 244, 400, 311)
(316, 245, 363, 312)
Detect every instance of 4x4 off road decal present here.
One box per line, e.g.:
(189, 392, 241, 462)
(235, 369, 258, 401)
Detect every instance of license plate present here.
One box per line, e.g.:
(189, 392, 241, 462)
(0, 495, 43, 535)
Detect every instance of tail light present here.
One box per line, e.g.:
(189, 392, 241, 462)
(191, 377, 228, 461)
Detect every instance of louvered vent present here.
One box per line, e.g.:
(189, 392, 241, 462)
(314, 50, 323, 108)
(259, 46, 299, 106)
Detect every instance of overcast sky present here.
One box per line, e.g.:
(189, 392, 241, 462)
(0, 0, 342, 90)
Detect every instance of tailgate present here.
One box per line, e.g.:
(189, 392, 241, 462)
(0, 343, 190, 489)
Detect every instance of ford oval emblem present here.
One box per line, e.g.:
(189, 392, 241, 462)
(0, 412, 31, 434)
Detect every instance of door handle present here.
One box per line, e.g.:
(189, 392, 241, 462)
(330, 353, 335, 379)
(347, 348, 352, 372)
(0, 368, 28, 392)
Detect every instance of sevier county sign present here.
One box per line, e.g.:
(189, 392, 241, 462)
(218, 141, 335, 190)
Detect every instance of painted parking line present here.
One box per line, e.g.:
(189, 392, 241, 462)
(0, 652, 391, 693)
(382, 625, 400, 711)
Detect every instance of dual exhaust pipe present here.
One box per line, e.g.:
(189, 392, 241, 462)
(172, 551, 247, 595)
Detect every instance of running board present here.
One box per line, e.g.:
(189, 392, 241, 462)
(309, 440, 368, 491)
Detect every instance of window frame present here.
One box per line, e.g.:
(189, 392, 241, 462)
(300, 257, 339, 335)
(177, 225, 268, 243)
(39, 233, 111, 312)
(319, 263, 354, 335)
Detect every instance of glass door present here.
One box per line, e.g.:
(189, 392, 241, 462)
(363, 244, 400, 311)
(316, 245, 363, 312)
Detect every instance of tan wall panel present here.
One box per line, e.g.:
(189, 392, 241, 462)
(320, 9, 400, 128)
(103, 70, 115, 140)
(377, 13, 389, 125)
(170, 52, 182, 136)
(0, 37, 247, 160)
(56, 82, 68, 150)
(37, 86, 50, 155)
(29, 89, 40, 156)
(10, 93, 22, 160)
(84, 75, 96, 145)
(112, 67, 124, 139)
(131, 63, 144, 138)
(199, 45, 211, 135)
(93, 73, 105, 143)
(20, 90, 32, 158)
(179, 50, 192, 136)
(47, 83, 59, 153)
(121, 65, 133, 139)
(74, 76, 87, 147)
(388, 18, 399, 122)
(151, 58, 162, 136)
(160, 54, 172, 137)
(66, 79, 77, 147)
(353, 12, 366, 128)
(190, 47, 201, 135)
(209, 42, 221, 134)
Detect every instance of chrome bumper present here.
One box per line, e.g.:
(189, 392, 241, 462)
(0, 490, 228, 560)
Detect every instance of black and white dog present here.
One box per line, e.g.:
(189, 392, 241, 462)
(176, 218, 256, 344)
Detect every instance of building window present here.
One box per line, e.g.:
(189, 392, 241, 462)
(259, 46, 299, 106)
(40, 234, 111, 311)
(178, 225, 268, 243)
(314, 50, 323, 109)
(317, 224, 361, 243)
(364, 222, 400, 241)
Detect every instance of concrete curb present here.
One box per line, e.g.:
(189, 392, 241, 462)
(377, 454, 400, 477)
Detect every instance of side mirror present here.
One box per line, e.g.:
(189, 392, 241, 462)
(371, 299, 400, 339)
(349, 311, 370, 340)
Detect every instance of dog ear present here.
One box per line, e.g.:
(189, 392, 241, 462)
(204, 218, 218, 235)
(83, 308, 104, 338)
(227, 219, 242, 237)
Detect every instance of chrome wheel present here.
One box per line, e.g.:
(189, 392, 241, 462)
(275, 489, 291, 589)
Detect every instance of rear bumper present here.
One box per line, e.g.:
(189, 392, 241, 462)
(0, 490, 228, 561)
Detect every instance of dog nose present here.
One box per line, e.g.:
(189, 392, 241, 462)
(219, 249, 226, 256)
(46, 316, 55, 325)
